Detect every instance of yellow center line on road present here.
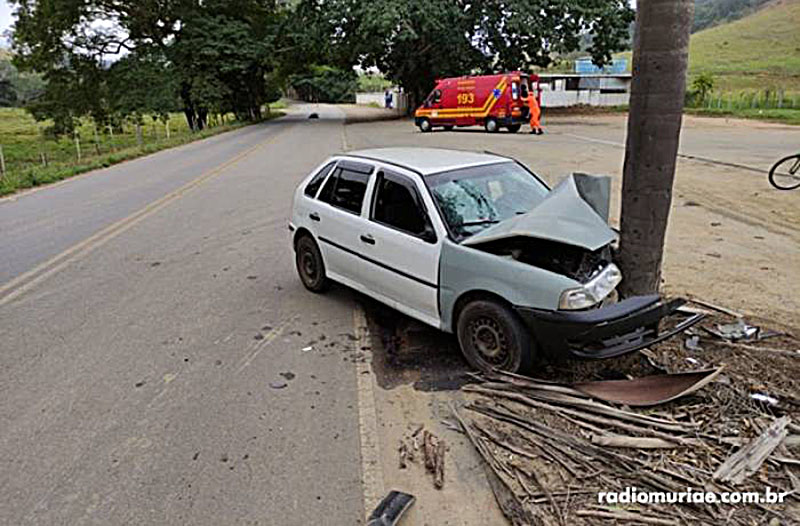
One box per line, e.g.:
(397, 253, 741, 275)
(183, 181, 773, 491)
(0, 123, 292, 307)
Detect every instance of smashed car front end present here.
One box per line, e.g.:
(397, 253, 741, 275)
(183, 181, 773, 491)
(443, 173, 704, 361)
(515, 295, 704, 360)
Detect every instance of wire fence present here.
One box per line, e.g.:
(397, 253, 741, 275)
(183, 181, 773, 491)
(694, 89, 800, 111)
(0, 111, 241, 191)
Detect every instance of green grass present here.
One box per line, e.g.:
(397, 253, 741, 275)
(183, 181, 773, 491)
(686, 106, 800, 125)
(688, 0, 800, 92)
(0, 108, 282, 196)
(616, 0, 800, 93)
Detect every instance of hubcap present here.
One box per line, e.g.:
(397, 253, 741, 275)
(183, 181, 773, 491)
(469, 316, 509, 366)
(301, 249, 318, 282)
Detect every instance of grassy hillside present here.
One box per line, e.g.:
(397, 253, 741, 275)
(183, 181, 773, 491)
(688, 0, 800, 91)
(616, 0, 800, 93)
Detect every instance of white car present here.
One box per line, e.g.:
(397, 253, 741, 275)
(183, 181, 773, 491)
(289, 148, 701, 372)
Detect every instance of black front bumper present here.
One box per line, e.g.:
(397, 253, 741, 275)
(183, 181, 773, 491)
(516, 295, 705, 360)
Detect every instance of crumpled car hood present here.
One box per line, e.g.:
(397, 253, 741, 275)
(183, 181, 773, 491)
(462, 174, 617, 251)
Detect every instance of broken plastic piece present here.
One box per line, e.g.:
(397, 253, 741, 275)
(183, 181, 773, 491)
(571, 367, 724, 407)
(367, 491, 416, 526)
(711, 319, 759, 341)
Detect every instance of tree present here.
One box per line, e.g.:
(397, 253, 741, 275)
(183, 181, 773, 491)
(617, 0, 695, 297)
(9, 0, 286, 130)
(309, 0, 634, 110)
(689, 72, 715, 106)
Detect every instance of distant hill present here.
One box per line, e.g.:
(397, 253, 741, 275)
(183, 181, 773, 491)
(693, 0, 772, 32)
(688, 0, 800, 91)
(616, 0, 800, 93)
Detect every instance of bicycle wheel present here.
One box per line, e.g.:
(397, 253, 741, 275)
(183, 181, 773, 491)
(769, 154, 800, 190)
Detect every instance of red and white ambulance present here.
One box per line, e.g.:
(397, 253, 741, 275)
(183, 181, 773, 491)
(414, 72, 538, 133)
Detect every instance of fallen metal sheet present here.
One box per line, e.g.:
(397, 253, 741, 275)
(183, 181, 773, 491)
(571, 367, 724, 407)
(367, 490, 416, 526)
(462, 174, 617, 251)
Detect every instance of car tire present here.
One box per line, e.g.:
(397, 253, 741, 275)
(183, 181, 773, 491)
(418, 118, 432, 133)
(295, 235, 329, 293)
(484, 118, 499, 133)
(456, 299, 534, 373)
(507, 124, 521, 133)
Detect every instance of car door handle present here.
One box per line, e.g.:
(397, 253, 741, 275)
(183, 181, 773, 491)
(360, 234, 375, 245)
(309, 212, 320, 222)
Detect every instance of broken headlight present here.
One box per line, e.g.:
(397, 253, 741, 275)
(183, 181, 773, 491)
(558, 263, 622, 310)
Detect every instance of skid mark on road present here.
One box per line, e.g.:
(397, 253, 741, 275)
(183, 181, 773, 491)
(353, 305, 385, 519)
(0, 125, 293, 307)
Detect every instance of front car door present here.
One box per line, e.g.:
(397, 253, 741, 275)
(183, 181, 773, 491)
(357, 168, 442, 327)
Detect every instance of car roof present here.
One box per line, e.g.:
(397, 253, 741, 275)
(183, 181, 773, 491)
(343, 147, 510, 176)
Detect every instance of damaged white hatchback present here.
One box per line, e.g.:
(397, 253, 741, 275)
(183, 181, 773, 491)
(289, 148, 702, 373)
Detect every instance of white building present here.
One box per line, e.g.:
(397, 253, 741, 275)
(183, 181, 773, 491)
(537, 73, 632, 108)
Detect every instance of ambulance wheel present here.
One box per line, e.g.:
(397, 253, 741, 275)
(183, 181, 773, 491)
(507, 124, 521, 133)
(484, 118, 499, 133)
(418, 118, 432, 133)
(443, 125, 454, 131)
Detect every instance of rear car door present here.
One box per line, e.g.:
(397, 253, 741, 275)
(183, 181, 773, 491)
(313, 160, 374, 286)
(358, 169, 442, 327)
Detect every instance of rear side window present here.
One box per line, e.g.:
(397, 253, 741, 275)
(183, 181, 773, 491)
(304, 162, 336, 197)
(319, 167, 371, 214)
(372, 172, 428, 236)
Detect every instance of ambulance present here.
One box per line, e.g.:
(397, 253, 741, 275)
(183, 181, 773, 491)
(414, 72, 538, 133)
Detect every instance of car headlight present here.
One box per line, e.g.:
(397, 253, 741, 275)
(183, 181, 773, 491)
(558, 263, 622, 310)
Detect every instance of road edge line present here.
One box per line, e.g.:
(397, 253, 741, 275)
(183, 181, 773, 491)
(353, 304, 385, 519)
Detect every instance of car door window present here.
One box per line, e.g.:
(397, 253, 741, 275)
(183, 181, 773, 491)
(304, 162, 336, 198)
(319, 163, 372, 215)
(371, 171, 430, 237)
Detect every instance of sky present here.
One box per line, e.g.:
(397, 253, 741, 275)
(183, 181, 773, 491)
(0, 0, 12, 47)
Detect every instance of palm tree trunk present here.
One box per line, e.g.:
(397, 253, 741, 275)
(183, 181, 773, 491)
(617, 0, 694, 297)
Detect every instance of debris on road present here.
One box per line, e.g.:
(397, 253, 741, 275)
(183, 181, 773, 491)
(571, 367, 724, 407)
(367, 490, 415, 526)
(714, 416, 790, 484)
(422, 430, 446, 489)
(268, 380, 288, 389)
(398, 426, 446, 489)
(451, 310, 800, 526)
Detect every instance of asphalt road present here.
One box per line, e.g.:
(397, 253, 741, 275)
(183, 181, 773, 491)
(0, 106, 367, 524)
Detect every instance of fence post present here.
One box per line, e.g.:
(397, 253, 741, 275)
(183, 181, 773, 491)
(0, 145, 6, 177)
(778, 90, 784, 109)
(165, 120, 170, 140)
(136, 123, 143, 147)
(94, 126, 101, 155)
(74, 132, 82, 162)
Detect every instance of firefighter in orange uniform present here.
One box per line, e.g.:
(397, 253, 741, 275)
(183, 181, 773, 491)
(526, 91, 543, 135)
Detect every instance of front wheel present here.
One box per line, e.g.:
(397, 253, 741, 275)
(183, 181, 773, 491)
(418, 118, 432, 133)
(456, 299, 534, 373)
(295, 235, 329, 293)
(769, 154, 800, 190)
(484, 118, 499, 133)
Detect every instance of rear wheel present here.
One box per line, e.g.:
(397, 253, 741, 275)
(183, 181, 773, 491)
(769, 154, 800, 190)
(456, 299, 534, 373)
(443, 125, 454, 131)
(507, 124, 521, 133)
(418, 118, 432, 133)
(484, 118, 499, 133)
(295, 235, 329, 293)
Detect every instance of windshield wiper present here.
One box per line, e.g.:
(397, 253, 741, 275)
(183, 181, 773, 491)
(459, 219, 500, 226)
